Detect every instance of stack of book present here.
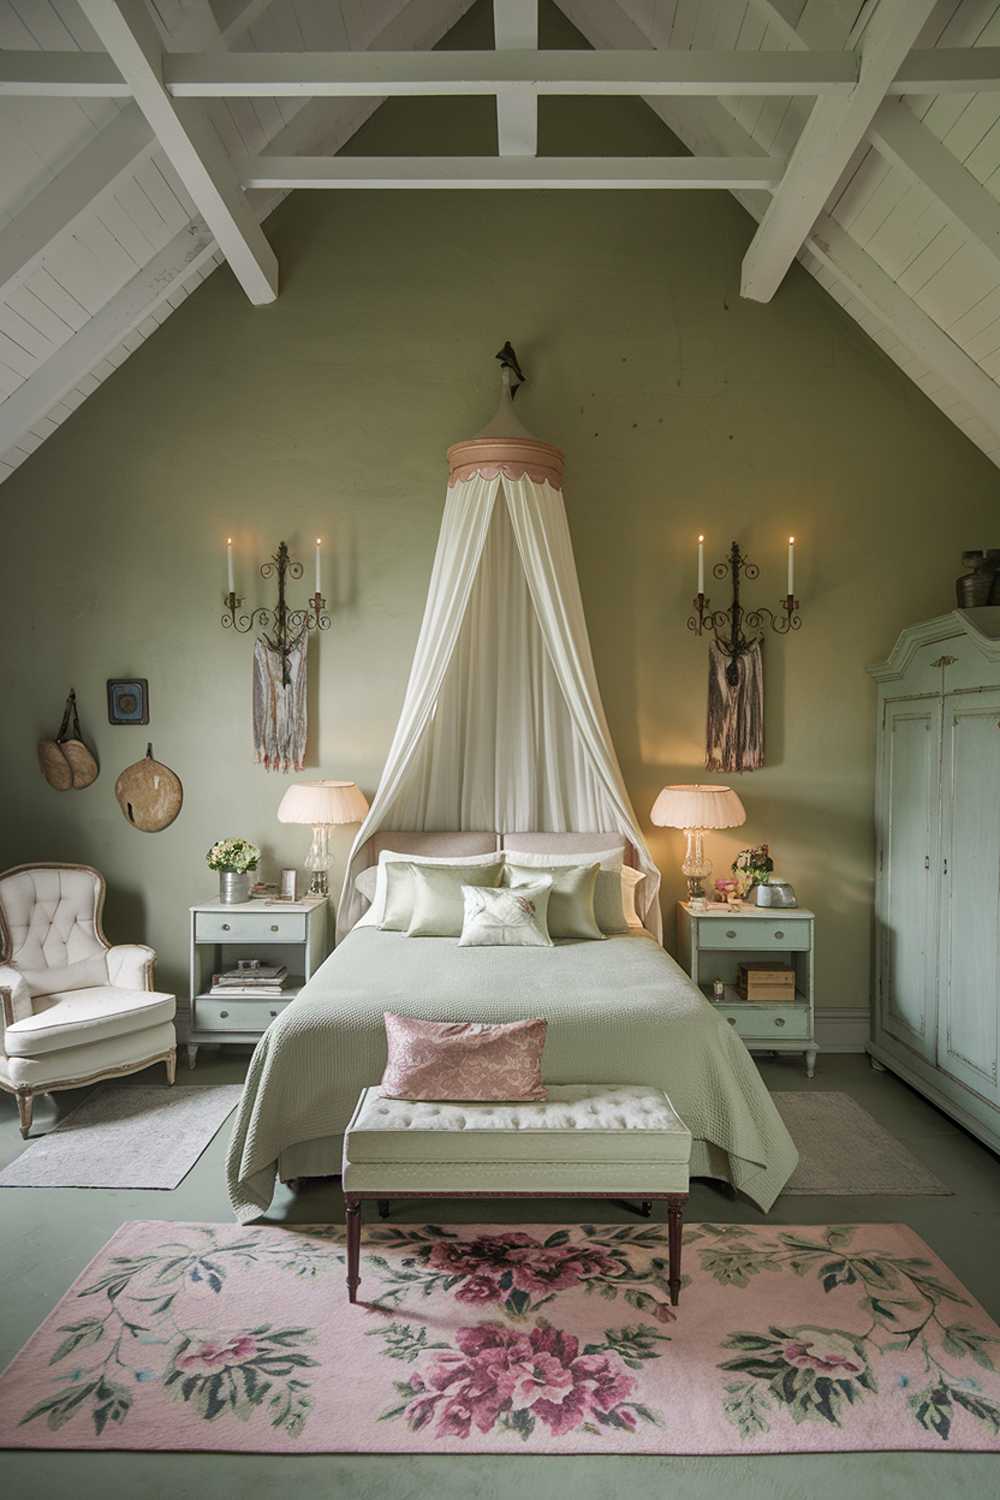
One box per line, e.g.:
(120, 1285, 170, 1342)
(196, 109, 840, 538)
(209, 963, 288, 998)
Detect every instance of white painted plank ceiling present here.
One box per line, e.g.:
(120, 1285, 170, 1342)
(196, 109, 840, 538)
(4, 0, 1000, 479)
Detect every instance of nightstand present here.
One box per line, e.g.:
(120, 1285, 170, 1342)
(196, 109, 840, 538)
(677, 902, 818, 1077)
(186, 896, 328, 1069)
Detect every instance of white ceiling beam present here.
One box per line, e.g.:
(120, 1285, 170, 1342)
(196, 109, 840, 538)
(740, 0, 938, 303)
(241, 155, 784, 190)
(0, 51, 128, 96)
(0, 47, 864, 99)
(12, 42, 1000, 101)
(891, 47, 1000, 94)
(494, 1, 537, 156)
(77, 0, 277, 305)
(870, 100, 1000, 270)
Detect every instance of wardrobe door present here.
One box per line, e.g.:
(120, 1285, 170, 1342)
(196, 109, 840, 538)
(937, 690, 1000, 1105)
(877, 698, 942, 1061)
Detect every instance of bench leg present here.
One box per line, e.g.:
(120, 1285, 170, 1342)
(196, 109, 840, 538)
(667, 1196, 685, 1306)
(377, 1199, 390, 1219)
(346, 1198, 362, 1303)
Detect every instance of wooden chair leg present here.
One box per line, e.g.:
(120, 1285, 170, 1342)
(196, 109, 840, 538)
(16, 1089, 33, 1139)
(667, 1196, 685, 1306)
(165, 1049, 176, 1086)
(346, 1198, 362, 1303)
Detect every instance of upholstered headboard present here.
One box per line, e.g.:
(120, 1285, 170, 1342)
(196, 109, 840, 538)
(501, 832, 638, 868)
(358, 831, 500, 868)
(355, 830, 635, 869)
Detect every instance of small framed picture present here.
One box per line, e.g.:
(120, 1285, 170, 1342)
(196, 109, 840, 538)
(107, 678, 149, 725)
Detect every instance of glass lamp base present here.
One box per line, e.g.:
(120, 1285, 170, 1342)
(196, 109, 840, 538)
(304, 824, 330, 899)
(681, 828, 712, 901)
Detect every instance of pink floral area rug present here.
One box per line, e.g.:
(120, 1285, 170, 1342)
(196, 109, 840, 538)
(1, 1219, 999, 1456)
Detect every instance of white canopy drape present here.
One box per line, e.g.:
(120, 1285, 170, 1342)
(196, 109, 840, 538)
(337, 467, 662, 938)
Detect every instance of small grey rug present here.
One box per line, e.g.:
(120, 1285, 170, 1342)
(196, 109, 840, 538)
(0, 1084, 243, 1190)
(776, 1091, 952, 1196)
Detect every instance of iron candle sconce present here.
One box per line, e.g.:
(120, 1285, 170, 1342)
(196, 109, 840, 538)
(688, 539, 801, 686)
(221, 539, 330, 686)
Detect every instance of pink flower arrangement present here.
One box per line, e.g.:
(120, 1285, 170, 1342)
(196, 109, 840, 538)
(407, 1322, 637, 1438)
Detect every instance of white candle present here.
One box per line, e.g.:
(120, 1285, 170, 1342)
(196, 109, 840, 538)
(315, 538, 322, 594)
(787, 536, 795, 597)
(226, 537, 234, 595)
(697, 534, 705, 595)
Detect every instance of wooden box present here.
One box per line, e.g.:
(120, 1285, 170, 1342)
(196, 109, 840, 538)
(737, 961, 796, 1002)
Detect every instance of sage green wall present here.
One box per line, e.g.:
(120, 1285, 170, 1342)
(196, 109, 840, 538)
(1, 1, 997, 1020)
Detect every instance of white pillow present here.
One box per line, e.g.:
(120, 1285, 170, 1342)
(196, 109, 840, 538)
(367, 848, 503, 926)
(355, 866, 377, 904)
(459, 879, 554, 948)
(620, 866, 647, 930)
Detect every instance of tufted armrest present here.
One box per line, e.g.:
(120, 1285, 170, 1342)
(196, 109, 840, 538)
(107, 944, 157, 991)
(0, 963, 33, 1033)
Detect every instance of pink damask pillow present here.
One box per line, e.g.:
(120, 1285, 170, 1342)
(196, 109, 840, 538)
(381, 1013, 547, 1102)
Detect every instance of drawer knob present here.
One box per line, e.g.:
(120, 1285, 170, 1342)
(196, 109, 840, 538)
(726, 930, 736, 939)
(219, 1010, 229, 1019)
(727, 1016, 736, 1025)
(270, 1009, 278, 1017)
(270, 924, 279, 932)
(774, 930, 784, 939)
(774, 1017, 786, 1028)
(221, 923, 231, 932)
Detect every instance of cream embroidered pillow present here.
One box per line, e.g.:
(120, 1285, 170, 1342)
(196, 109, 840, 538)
(505, 862, 603, 941)
(459, 878, 553, 948)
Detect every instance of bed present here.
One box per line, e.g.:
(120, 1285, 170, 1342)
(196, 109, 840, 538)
(225, 833, 798, 1221)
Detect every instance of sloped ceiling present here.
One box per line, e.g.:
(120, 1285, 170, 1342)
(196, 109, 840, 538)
(4, 0, 1000, 480)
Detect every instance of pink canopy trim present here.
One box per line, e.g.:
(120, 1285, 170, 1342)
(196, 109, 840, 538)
(447, 436, 565, 490)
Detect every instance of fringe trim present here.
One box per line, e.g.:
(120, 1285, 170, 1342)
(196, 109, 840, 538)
(706, 638, 764, 773)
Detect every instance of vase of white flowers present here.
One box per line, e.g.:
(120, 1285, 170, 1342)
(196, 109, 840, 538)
(207, 837, 261, 904)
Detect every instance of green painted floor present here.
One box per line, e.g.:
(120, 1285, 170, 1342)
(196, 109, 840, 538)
(1, 1052, 998, 1498)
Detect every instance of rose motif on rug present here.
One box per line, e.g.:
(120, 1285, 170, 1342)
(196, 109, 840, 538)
(0, 1220, 998, 1454)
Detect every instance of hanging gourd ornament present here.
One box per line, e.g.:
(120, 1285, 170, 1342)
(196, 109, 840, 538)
(115, 743, 183, 832)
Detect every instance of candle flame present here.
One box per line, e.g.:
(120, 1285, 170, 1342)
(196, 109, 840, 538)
(789, 536, 795, 544)
(316, 538, 322, 545)
(226, 537, 232, 545)
(698, 534, 704, 543)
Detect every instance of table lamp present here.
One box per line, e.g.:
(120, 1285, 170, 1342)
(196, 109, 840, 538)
(277, 780, 369, 897)
(650, 784, 746, 906)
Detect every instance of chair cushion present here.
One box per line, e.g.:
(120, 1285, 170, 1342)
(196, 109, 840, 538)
(0, 1021, 175, 1090)
(4, 986, 176, 1058)
(344, 1083, 692, 1167)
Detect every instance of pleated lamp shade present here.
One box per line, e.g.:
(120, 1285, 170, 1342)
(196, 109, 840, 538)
(650, 784, 746, 831)
(277, 780, 369, 826)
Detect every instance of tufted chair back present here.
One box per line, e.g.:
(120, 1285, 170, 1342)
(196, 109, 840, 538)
(0, 865, 110, 997)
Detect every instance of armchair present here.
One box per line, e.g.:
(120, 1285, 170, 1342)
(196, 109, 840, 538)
(0, 863, 176, 1137)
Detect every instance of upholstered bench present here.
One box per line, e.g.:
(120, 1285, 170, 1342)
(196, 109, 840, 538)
(342, 1082, 692, 1305)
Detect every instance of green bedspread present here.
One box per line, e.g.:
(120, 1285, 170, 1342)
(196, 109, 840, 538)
(225, 927, 798, 1222)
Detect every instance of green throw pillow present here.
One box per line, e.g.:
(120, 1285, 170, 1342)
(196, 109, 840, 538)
(380, 859, 502, 932)
(405, 862, 504, 937)
(505, 862, 604, 941)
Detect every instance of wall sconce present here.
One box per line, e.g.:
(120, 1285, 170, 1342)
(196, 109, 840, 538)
(688, 538, 801, 686)
(221, 538, 330, 686)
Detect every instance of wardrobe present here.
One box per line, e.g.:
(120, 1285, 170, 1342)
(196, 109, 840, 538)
(869, 609, 1000, 1155)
